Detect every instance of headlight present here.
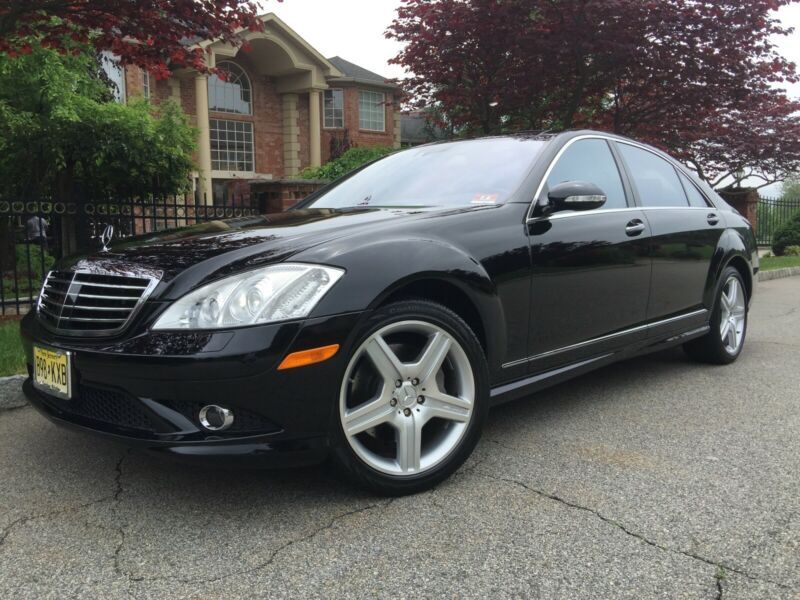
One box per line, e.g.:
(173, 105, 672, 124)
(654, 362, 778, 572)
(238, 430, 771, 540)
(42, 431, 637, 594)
(152, 263, 344, 330)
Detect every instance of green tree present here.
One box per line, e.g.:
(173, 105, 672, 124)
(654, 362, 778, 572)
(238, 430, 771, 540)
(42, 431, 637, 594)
(781, 177, 800, 200)
(0, 39, 197, 200)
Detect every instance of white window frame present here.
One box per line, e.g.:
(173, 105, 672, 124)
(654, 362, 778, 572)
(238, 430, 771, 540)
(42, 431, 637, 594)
(323, 89, 344, 129)
(142, 70, 150, 100)
(210, 118, 255, 173)
(358, 90, 385, 132)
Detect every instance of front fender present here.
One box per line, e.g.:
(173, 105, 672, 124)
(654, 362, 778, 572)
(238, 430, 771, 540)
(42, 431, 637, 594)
(299, 236, 506, 369)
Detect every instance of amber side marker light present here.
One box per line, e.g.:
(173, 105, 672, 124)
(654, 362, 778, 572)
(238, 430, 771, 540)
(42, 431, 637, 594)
(278, 344, 340, 371)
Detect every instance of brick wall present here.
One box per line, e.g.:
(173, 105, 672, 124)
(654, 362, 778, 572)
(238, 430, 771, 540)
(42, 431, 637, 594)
(124, 65, 145, 98)
(321, 85, 399, 163)
(251, 180, 328, 212)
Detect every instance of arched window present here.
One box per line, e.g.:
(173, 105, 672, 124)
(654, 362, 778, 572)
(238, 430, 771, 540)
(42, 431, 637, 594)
(208, 62, 252, 115)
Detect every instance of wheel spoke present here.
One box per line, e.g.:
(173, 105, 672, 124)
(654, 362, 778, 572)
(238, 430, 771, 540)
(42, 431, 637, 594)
(726, 322, 738, 349)
(415, 331, 452, 386)
(365, 335, 408, 382)
(720, 319, 731, 343)
(422, 394, 471, 424)
(726, 281, 738, 308)
(396, 416, 421, 472)
(721, 291, 732, 313)
(343, 397, 394, 436)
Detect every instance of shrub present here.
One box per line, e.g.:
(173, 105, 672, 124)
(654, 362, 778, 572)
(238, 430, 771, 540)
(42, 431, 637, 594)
(772, 211, 800, 256)
(300, 146, 396, 181)
(2, 244, 55, 299)
(785, 245, 800, 256)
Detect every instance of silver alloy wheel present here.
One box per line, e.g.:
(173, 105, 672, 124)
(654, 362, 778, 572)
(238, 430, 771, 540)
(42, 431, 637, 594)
(720, 276, 746, 354)
(339, 320, 475, 476)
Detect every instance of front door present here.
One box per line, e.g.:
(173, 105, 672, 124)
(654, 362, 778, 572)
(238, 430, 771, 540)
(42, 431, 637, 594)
(525, 138, 652, 374)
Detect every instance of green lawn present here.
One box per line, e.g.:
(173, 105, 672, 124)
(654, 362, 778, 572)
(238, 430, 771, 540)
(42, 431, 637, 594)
(760, 255, 800, 271)
(0, 320, 25, 377)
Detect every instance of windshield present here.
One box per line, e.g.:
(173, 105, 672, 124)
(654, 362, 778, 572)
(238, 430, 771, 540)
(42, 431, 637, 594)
(304, 138, 548, 209)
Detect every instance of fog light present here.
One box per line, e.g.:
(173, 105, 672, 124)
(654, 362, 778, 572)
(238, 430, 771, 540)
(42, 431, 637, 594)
(199, 405, 234, 431)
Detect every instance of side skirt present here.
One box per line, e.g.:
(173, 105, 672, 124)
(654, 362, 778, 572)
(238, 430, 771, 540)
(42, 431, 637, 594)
(489, 325, 710, 406)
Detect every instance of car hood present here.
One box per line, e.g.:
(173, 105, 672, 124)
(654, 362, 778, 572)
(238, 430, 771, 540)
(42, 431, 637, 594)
(60, 207, 435, 296)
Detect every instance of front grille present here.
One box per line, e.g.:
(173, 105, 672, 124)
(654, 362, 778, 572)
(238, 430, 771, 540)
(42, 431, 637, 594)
(38, 270, 156, 335)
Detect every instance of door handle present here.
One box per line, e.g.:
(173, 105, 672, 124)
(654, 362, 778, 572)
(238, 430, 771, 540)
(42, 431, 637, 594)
(625, 219, 646, 236)
(707, 213, 720, 226)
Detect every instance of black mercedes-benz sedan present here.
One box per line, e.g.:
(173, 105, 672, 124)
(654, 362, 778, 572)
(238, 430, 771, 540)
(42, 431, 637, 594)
(21, 130, 757, 495)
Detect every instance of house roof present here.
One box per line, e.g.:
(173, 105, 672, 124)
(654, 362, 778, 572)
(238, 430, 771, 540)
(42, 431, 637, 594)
(326, 56, 398, 89)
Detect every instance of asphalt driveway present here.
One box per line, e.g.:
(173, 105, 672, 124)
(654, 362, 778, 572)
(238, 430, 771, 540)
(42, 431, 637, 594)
(1, 277, 798, 599)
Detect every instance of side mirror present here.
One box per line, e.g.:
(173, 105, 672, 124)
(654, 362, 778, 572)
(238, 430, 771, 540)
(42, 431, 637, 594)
(545, 181, 607, 213)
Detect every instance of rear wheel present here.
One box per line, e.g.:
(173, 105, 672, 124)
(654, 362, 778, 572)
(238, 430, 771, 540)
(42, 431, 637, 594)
(684, 266, 748, 364)
(331, 300, 489, 496)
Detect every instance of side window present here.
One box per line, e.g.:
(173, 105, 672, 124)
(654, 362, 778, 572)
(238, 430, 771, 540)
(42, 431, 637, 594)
(678, 171, 710, 208)
(618, 144, 689, 208)
(546, 139, 627, 209)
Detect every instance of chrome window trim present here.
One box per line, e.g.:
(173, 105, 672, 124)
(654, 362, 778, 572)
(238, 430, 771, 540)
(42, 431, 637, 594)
(527, 134, 708, 222)
(502, 308, 708, 369)
(537, 205, 718, 222)
(37, 268, 161, 338)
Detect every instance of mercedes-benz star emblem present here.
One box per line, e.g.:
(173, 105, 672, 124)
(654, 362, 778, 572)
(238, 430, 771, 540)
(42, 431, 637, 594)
(100, 224, 115, 252)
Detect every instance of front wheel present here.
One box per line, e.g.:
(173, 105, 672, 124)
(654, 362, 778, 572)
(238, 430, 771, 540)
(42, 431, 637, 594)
(684, 266, 748, 365)
(331, 300, 489, 496)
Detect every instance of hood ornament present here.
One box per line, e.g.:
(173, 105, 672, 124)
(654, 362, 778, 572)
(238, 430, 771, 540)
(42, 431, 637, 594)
(100, 224, 115, 252)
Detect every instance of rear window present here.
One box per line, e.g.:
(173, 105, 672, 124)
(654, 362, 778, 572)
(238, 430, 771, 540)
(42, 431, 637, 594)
(618, 144, 689, 208)
(678, 172, 710, 208)
(305, 138, 547, 209)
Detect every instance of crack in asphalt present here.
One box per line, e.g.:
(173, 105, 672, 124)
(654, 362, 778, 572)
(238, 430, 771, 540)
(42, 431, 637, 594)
(476, 471, 793, 594)
(119, 498, 396, 586)
(0, 492, 118, 549)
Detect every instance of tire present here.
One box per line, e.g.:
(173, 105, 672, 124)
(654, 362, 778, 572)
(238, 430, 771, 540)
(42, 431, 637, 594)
(684, 266, 748, 365)
(331, 299, 490, 496)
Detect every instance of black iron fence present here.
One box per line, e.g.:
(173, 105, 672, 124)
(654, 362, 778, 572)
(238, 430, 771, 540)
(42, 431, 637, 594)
(0, 194, 259, 316)
(756, 196, 800, 246)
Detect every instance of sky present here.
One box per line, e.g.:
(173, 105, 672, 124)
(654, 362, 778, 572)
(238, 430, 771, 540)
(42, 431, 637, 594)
(261, 0, 407, 80)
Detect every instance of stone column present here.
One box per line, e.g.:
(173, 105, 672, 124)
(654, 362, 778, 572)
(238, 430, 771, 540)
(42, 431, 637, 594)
(309, 90, 322, 168)
(282, 93, 301, 177)
(194, 74, 214, 205)
(393, 109, 402, 149)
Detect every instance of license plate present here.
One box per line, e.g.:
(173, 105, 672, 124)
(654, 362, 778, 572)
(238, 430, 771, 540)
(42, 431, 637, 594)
(33, 346, 73, 400)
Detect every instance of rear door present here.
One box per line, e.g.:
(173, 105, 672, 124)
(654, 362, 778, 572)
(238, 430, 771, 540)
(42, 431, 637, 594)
(614, 142, 724, 338)
(524, 137, 652, 374)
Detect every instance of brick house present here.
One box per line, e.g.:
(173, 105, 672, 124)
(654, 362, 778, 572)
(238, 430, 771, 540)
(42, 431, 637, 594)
(106, 13, 401, 203)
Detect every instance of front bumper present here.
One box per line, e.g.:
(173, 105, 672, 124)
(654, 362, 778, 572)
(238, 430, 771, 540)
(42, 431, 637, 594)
(20, 310, 365, 466)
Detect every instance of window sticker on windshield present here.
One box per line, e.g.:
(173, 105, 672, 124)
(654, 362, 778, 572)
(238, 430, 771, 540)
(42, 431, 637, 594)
(472, 193, 499, 205)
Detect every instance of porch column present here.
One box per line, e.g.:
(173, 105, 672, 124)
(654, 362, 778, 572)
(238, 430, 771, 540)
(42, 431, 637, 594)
(282, 93, 301, 177)
(309, 90, 322, 168)
(194, 74, 214, 205)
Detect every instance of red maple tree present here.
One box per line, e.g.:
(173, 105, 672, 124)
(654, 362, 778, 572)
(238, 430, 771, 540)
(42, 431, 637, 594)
(0, 0, 270, 78)
(388, 0, 800, 188)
